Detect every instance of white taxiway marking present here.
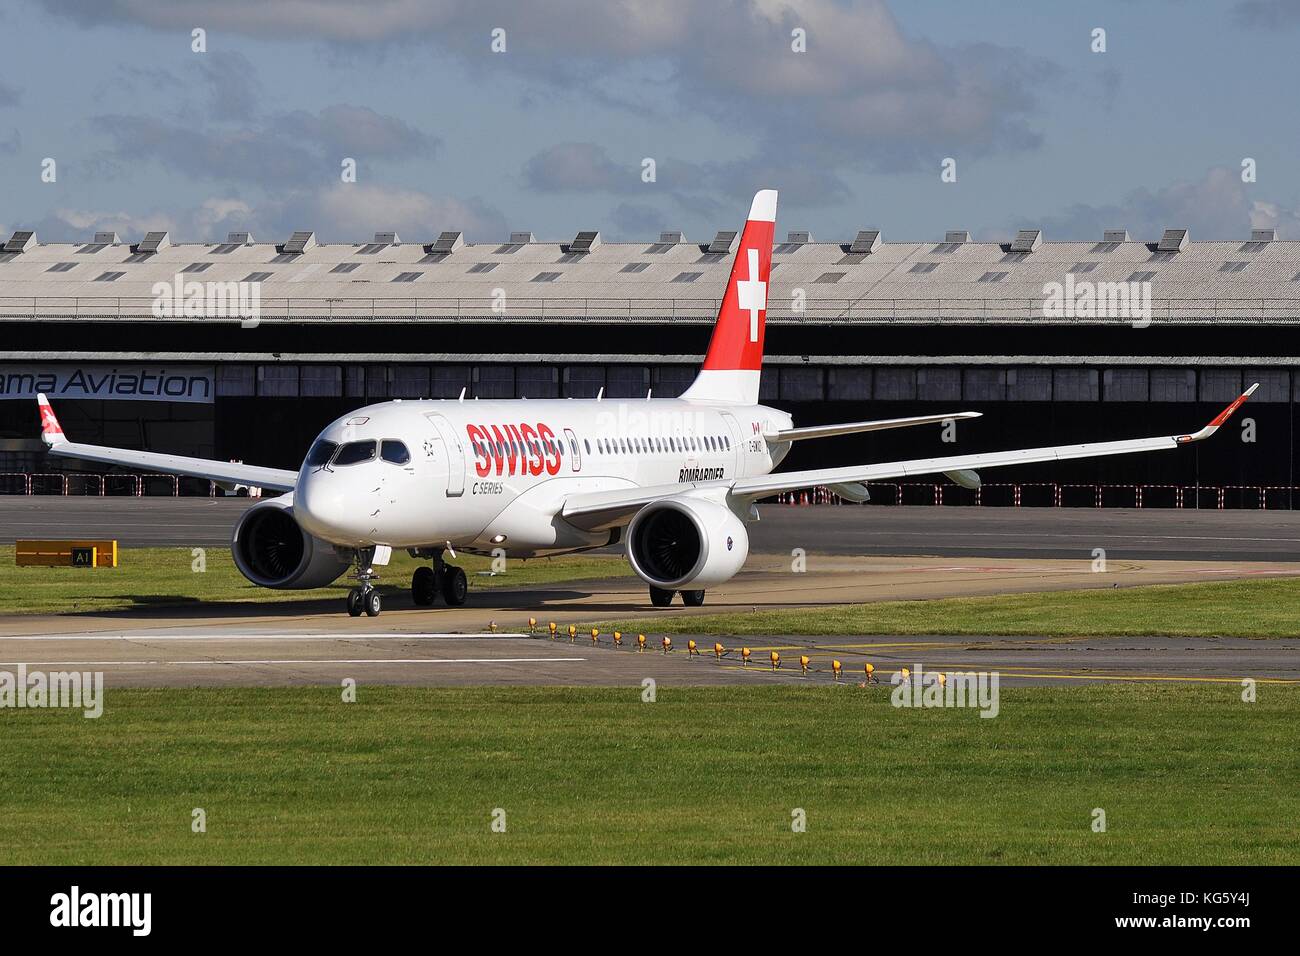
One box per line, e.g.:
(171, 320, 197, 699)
(0, 657, 587, 666)
(0, 632, 533, 642)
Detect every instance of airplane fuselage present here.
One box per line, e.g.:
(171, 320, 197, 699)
(293, 397, 794, 554)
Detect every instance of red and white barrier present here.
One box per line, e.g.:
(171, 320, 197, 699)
(3, 472, 1300, 509)
(1, 472, 232, 498)
(773, 481, 1300, 509)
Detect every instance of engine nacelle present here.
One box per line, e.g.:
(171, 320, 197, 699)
(626, 496, 749, 590)
(231, 495, 351, 590)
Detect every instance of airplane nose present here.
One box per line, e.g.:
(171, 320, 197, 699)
(296, 471, 369, 545)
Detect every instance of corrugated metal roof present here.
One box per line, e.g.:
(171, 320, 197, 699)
(2, 231, 1300, 324)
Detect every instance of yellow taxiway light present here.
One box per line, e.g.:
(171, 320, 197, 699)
(741, 647, 751, 665)
(770, 651, 781, 671)
(487, 621, 498, 633)
(548, 622, 558, 639)
(528, 617, 537, 633)
(613, 630, 623, 646)
(937, 672, 947, 687)
(832, 659, 842, 680)
(590, 628, 600, 644)
(637, 633, 647, 652)
(800, 654, 811, 676)
(662, 636, 673, 654)
(687, 639, 698, 657)
(568, 624, 577, 643)
(900, 667, 911, 682)
(713, 642, 725, 660)
(864, 662, 876, 683)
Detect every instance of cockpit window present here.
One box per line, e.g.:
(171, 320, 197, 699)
(305, 440, 337, 468)
(380, 440, 410, 465)
(333, 440, 377, 466)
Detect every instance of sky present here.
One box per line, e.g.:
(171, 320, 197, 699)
(2, 0, 1300, 245)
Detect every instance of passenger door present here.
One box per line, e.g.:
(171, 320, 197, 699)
(720, 412, 745, 477)
(424, 414, 465, 496)
(564, 428, 582, 472)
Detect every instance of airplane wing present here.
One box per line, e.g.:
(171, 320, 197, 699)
(560, 482, 692, 532)
(37, 393, 299, 492)
(734, 384, 1257, 499)
(561, 385, 1257, 529)
(769, 411, 981, 442)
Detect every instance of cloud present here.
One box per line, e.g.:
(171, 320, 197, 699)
(195, 51, 261, 121)
(39, 0, 1054, 172)
(25, 198, 264, 243)
(1026, 166, 1300, 241)
(277, 105, 432, 159)
(1233, 0, 1300, 28)
(276, 184, 507, 242)
(88, 114, 323, 185)
(25, 187, 506, 244)
(521, 141, 850, 213)
(88, 104, 436, 186)
(608, 201, 669, 239)
(32, 207, 181, 242)
(523, 143, 642, 194)
(0, 128, 19, 155)
(0, 82, 19, 108)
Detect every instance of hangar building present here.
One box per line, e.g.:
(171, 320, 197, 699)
(0, 223, 1295, 500)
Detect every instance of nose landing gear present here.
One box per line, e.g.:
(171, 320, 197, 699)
(346, 547, 382, 617)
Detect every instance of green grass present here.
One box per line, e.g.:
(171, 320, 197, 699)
(0, 684, 1294, 865)
(0, 545, 630, 615)
(602, 577, 1300, 639)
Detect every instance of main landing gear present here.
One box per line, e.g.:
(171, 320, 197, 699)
(649, 585, 706, 607)
(410, 549, 468, 608)
(344, 547, 469, 617)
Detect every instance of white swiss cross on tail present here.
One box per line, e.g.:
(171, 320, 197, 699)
(679, 189, 777, 407)
(736, 248, 766, 343)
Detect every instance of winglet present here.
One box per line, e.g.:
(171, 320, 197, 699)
(36, 393, 66, 446)
(1176, 382, 1259, 443)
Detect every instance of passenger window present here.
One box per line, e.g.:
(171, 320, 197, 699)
(305, 440, 337, 468)
(334, 440, 377, 466)
(381, 440, 410, 465)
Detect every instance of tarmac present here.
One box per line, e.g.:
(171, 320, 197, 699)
(0, 536, 1295, 687)
(4, 497, 1300, 560)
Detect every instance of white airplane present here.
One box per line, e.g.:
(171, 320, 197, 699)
(35, 189, 1257, 617)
